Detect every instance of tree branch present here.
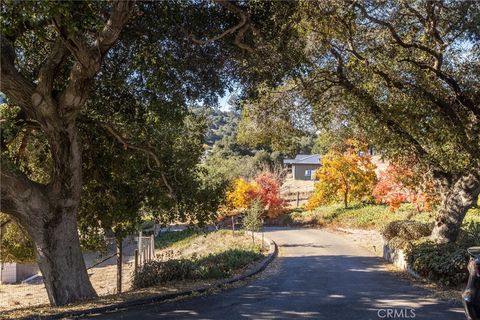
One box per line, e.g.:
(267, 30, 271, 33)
(37, 38, 70, 98)
(0, 170, 47, 225)
(101, 124, 176, 198)
(190, 0, 253, 52)
(330, 47, 435, 166)
(399, 58, 480, 117)
(0, 35, 37, 117)
(354, 2, 443, 70)
(55, 1, 135, 119)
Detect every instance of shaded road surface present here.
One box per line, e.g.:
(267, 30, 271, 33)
(86, 228, 464, 320)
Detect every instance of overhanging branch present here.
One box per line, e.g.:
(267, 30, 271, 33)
(101, 124, 176, 198)
(190, 0, 253, 52)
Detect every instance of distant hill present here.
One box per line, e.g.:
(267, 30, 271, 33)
(201, 107, 241, 146)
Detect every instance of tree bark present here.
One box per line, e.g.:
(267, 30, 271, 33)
(343, 186, 349, 209)
(431, 169, 480, 243)
(1, 124, 97, 305)
(31, 209, 96, 305)
(0, 1, 134, 306)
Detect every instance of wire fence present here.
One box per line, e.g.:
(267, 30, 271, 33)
(0, 233, 156, 311)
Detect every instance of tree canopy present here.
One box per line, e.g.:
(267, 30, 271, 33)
(237, 0, 480, 242)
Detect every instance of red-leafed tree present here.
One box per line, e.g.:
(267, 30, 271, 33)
(254, 172, 285, 218)
(373, 163, 439, 213)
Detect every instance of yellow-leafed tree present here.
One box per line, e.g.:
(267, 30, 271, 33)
(226, 178, 260, 210)
(307, 149, 377, 209)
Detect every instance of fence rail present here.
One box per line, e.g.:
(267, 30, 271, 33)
(282, 191, 314, 207)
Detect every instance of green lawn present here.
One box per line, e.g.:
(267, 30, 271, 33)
(285, 203, 480, 230)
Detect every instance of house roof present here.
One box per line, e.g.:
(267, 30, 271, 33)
(284, 154, 321, 165)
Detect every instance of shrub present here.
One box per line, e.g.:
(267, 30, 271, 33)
(133, 249, 264, 289)
(382, 220, 433, 244)
(372, 162, 439, 213)
(226, 178, 259, 210)
(132, 259, 194, 289)
(225, 172, 285, 218)
(402, 222, 480, 287)
(195, 249, 263, 279)
(406, 240, 469, 286)
(253, 172, 285, 218)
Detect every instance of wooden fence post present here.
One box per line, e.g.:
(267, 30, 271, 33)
(296, 191, 300, 207)
(134, 249, 139, 274)
(138, 231, 142, 257)
(116, 238, 123, 294)
(150, 235, 155, 260)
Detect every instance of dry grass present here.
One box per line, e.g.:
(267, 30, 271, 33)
(156, 230, 265, 260)
(0, 230, 267, 319)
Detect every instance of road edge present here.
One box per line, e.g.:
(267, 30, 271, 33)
(25, 235, 278, 320)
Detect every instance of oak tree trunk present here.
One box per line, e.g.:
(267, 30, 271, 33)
(1, 123, 97, 306)
(0, 1, 134, 307)
(31, 210, 96, 305)
(32, 124, 97, 305)
(431, 170, 480, 243)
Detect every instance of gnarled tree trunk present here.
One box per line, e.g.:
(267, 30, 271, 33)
(32, 208, 96, 305)
(431, 169, 480, 243)
(0, 1, 134, 306)
(1, 124, 96, 305)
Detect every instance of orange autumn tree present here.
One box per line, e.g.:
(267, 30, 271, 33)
(373, 162, 439, 212)
(307, 143, 377, 209)
(225, 172, 285, 218)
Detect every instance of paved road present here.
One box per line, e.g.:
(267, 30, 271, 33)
(86, 228, 464, 320)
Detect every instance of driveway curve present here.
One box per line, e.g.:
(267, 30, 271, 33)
(85, 227, 464, 320)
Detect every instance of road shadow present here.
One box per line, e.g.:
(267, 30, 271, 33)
(281, 243, 329, 249)
(84, 254, 464, 320)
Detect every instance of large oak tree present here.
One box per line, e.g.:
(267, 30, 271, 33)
(0, 0, 258, 306)
(239, 0, 480, 243)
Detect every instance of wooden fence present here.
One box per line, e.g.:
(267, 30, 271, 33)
(282, 191, 314, 207)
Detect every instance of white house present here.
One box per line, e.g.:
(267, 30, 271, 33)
(0, 262, 39, 284)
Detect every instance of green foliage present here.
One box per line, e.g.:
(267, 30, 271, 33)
(406, 239, 470, 286)
(133, 249, 263, 289)
(194, 249, 263, 279)
(382, 220, 433, 249)
(287, 203, 431, 229)
(382, 221, 480, 287)
(0, 217, 35, 263)
(237, 83, 316, 156)
(132, 259, 195, 289)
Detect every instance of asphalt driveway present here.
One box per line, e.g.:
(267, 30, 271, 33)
(85, 227, 464, 320)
